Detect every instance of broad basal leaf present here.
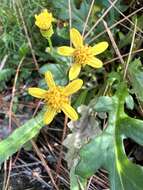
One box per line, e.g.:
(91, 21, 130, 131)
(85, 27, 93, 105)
(49, 0, 90, 31)
(0, 111, 44, 165)
(75, 83, 143, 190)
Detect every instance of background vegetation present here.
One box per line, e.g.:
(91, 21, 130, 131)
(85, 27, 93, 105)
(0, 0, 143, 189)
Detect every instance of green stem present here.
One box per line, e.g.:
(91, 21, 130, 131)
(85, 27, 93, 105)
(47, 37, 53, 53)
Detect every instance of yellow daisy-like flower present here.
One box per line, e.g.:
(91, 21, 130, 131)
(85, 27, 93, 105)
(58, 28, 108, 80)
(28, 71, 83, 124)
(35, 9, 53, 30)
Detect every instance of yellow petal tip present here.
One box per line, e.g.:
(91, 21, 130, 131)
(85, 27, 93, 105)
(72, 114, 78, 121)
(69, 64, 81, 81)
(73, 79, 83, 90)
(70, 28, 83, 48)
(103, 41, 109, 49)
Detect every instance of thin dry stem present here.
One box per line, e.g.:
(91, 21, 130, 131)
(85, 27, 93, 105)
(16, 0, 39, 71)
(108, 0, 143, 35)
(89, 7, 143, 43)
(3, 159, 12, 190)
(5, 57, 24, 190)
(8, 57, 24, 129)
(31, 140, 59, 190)
(84, 0, 118, 39)
(119, 22, 143, 39)
(56, 116, 68, 184)
(68, 0, 72, 47)
(104, 48, 143, 65)
(103, 20, 125, 65)
(123, 19, 137, 79)
(0, 55, 8, 70)
(2, 162, 7, 190)
(82, 0, 95, 37)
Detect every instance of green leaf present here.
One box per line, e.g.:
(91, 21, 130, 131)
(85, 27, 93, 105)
(70, 162, 87, 190)
(0, 69, 14, 91)
(56, 26, 69, 40)
(0, 111, 44, 165)
(74, 90, 88, 108)
(49, 0, 90, 31)
(129, 58, 143, 102)
(94, 96, 113, 112)
(18, 43, 29, 58)
(0, 69, 14, 82)
(75, 83, 143, 190)
(108, 71, 121, 84)
(125, 94, 134, 110)
(39, 63, 68, 86)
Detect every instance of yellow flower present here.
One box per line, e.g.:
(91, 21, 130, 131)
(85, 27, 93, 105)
(35, 9, 53, 30)
(58, 28, 108, 80)
(28, 71, 83, 124)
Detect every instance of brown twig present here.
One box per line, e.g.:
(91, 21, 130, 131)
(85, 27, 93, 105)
(2, 161, 7, 190)
(108, 0, 143, 35)
(82, 0, 95, 36)
(84, 0, 118, 39)
(4, 57, 25, 190)
(103, 20, 125, 65)
(123, 19, 137, 79)
(89, 7, 143, 44)
(3, 159, 12, 190)
(31, 140, 59, 190)
(104, 48, 143, 65)
(68, 0, 72, 29)
(56, 116, 68, 185)
(8, 57, 25, 129)
(16, 1, 39, 71)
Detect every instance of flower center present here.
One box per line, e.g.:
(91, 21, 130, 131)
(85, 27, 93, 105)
(45, 86, 69, 112)
(73, 46, 92, 66)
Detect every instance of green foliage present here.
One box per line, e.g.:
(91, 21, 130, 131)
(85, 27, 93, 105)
(0, 69, 14, 91)
(74, 90, 89, 107)
(75, 83, 143, 190)
(129, 58, 143, 102)
(1, 1, 143, 189)
(0, 0, 50, 91)
(49, 0, 90, 31)
(125, 94, 134, 110)
(0, 110, 44, 165)
(119, 15, 143, 49)
(39, 63, 68, 86)
(0, 69, 13, 82)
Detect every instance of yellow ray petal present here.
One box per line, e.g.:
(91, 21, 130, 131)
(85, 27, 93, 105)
(57, 46, 75, 56)
(44, 106, 56, 124)
(69, 63, 81, 80)
(87, 57, 103, 68)
(28, 88, 47, 98)
(64, 79, 83, 95)
(45, 71, 56, 89)
(70, 28, 83, 48)
(91, 42, 108, 55)
(62, 103, 78, 120)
